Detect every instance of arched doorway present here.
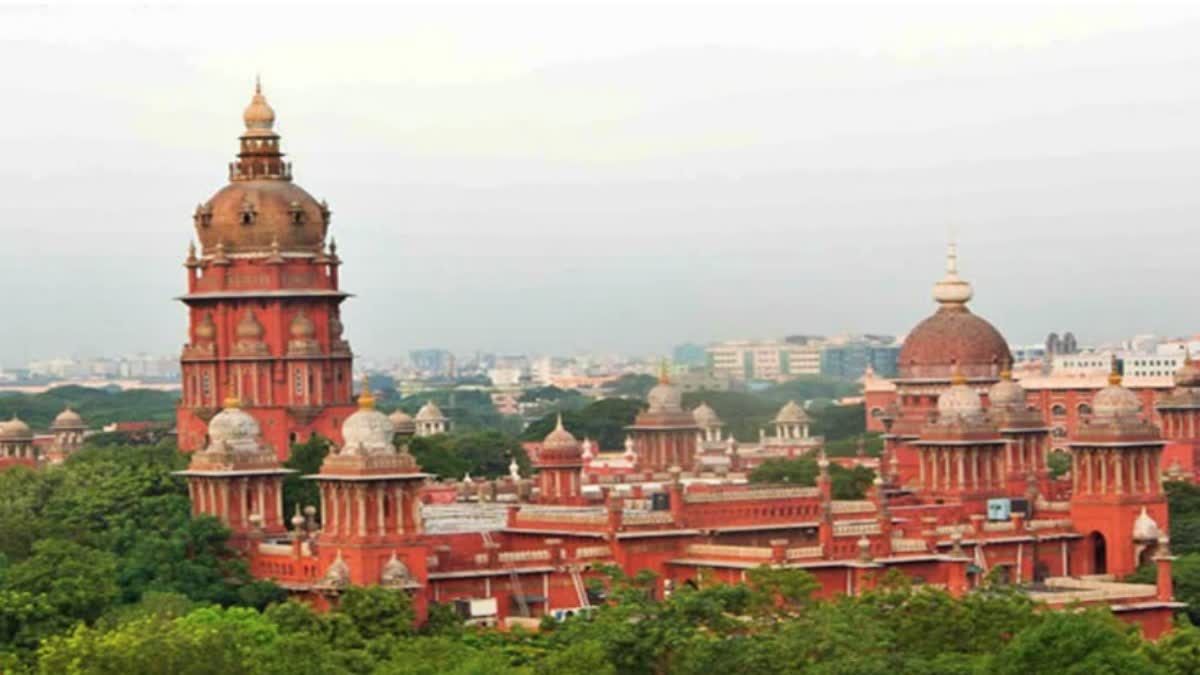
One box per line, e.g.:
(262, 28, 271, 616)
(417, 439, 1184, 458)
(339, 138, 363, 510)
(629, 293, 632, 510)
(1089, 532, 1107, 574)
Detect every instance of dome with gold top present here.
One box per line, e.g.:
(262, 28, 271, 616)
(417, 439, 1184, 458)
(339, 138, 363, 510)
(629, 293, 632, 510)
(194, 80, 330, 256)
(340, 382, 395, 454)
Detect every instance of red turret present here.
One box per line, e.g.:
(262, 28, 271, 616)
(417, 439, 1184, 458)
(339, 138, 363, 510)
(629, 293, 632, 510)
(177, 81, 355, 458)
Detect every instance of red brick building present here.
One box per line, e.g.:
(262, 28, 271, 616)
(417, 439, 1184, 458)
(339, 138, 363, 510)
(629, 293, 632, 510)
(175, 87, 1182, 638)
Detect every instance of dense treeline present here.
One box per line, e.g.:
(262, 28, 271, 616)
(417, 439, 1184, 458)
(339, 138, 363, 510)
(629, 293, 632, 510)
(0, 441, 284, 670)
(0, 385, 178, 430)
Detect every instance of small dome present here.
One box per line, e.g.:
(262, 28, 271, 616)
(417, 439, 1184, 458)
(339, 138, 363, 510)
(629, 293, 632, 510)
(692, 402, 722, 427)
(415, 400, 446, 422)
(236, 310, 264, 340)
(290, 311, 316, 338)
(1177, 354, 1200, 388)
(0, 416, 32, 440)
(341, 385, 395, 454)
(207, 403, 261, 449)
(988, 370, 1026, 409)
(542, 414, 580, 451)
(243, 79, 276, 134)
(647, 380, 682, 413)
(1133, 506, 1162, 541)
(898, 243, 1010, 380)
(1092, 371, 1140, 418)
(938, 373, 983, 418)
(51, 407, 85, 430)
(774, 400, 810, 424)
(388, 408, 415, 432)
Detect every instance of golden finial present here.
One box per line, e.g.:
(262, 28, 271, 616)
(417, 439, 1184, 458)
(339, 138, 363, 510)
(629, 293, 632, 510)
(357, 373, 375, 409)
(1108, 361, 1122, 386)
(658, 358, 670, 384)
(950, 362, 966, 386)
(255, 73, 262, 95)
(1000, 359, 1013, 381)
(223, 381, 241, 409)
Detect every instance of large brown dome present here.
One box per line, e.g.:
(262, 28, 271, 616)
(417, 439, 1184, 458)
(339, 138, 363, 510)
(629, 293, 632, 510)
(192, 82, 330, 256)
(197, 180, 328, 254)
(898, 242, 1010, 380)
(899, 306, 1010, 380)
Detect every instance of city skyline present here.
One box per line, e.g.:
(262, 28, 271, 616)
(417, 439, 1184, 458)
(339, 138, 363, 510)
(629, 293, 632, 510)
(5, 4, 1200, 361)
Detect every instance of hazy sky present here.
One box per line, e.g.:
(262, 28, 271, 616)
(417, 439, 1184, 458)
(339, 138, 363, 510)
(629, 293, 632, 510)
(3, 2, 1200, 365)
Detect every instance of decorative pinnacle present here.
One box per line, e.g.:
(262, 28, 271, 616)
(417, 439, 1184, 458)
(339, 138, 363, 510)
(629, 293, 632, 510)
(932, 236, 973, 306)
(555, 412, 565, 432)
(658, 358, 670, 384)
(1108, 362, 1123, 387)
(255, 73, 262, 95)
(223, 381, 241, 409)
(358, 373, 375, 410)
(951, 362, 967, 386)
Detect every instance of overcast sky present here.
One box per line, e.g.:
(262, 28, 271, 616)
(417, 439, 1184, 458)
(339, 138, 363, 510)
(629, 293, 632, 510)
(2, 2, 1199, 365)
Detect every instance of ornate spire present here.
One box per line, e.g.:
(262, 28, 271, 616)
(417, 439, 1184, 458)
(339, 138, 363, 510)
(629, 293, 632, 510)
(1109, 361, 1123, 386)
(931, 238, 974, 308)
(233, 77, 289, 181)
(224, 381, 241, 410)
(658, 358, 670, 384)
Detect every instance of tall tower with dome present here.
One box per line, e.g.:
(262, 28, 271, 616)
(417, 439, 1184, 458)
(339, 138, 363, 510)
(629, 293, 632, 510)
(177, 81, 356, 457)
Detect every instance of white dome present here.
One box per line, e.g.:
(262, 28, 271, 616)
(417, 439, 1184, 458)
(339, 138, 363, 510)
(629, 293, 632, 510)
(207, 406, 261, 451)
(647, 381, 682, 412)
(341, 407, 395, 454)
(988, 376, 1026, 409)
(1133, 507, 1161, 541)
(1093, 373, 1140, 418)
(774, 400, 810, 424)
(692, 402, 722, 427)
(938, 383, 983, 418)
(51, 407, 86, 429)
(0, 416, 32, 440)
(415, 400, 446, 422)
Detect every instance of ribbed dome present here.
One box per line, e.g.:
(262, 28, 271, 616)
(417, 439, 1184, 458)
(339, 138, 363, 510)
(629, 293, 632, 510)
(194, 82, 330, 256)
(938, 380, 983, 418)
(388, 408, 415, 432)
(236, 310, 264, 339)
(0, 416, 32, 440)
(692, 402, 722, 427)
(51, 407, 85, 430)
(1092, 372, 1140, 418)
(898, 242, 1010, 380)
(341, 388, 396, 454)
(774, 400, 810, 424)
(242, 79, 276, 134)
(200, 181, 328, 255)
(542, 414, 580, 451)
(208, 404, 261, 450)
(988, 371, 1026, 409)
(415, 401, 446, 422)
(647, 380, 683, 412)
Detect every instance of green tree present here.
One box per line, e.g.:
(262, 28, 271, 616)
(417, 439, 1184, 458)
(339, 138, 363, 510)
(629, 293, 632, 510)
(990, 608, 1161, 675)
(3, 539, 118, 627)
(521, 399, 644, 451)
(283, 434, 331, 518)
(606, 374, 658, 399)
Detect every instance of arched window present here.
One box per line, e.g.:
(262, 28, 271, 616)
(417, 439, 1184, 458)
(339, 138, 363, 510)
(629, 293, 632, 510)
(1078, 403, 1092, 416)
(1052, 426, 1068, 438)
(1051, 404, 1067, 417)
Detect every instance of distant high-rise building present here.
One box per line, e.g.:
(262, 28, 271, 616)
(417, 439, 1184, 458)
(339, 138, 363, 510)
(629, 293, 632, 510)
(706, 340, 822, 382)
(672, 343, 707, 367)
(409, 349, 454, 377)
(820, 342, 899, 380)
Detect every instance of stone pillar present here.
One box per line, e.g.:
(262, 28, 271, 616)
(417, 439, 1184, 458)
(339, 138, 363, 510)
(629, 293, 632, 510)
(1156, 537, 1176, 602)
